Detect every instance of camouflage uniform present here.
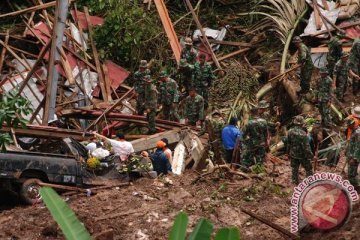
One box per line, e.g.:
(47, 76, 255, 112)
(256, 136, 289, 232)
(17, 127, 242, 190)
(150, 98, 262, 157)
(134, 68, 151, 115)
(242, 117, 268, 167)
(181, 47, 197, 65)
(159, 76, 180, 121)
(144, 82, 158, 133)
(334, 57, 349, 101)
(283, 117, 313, 184)
(316, 70, 333, 127)
(184, 94, 204, 126)
(203, 114, 225, 163)
(298, 42, 314, 94)
(193, 62, 215, 108)
(347, 126, 360, 187)
(349, 38, 360, 95)
(327, 36, 343, 77)
(176, 59, 194, 97)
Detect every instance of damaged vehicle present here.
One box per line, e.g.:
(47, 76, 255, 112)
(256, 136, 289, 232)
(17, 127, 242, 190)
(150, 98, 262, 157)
(0, 138, 123, 204)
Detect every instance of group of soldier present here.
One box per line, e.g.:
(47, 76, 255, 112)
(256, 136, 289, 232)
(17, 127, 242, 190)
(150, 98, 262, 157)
(293, 32, 360, 128)
(132, 37, 215, 133)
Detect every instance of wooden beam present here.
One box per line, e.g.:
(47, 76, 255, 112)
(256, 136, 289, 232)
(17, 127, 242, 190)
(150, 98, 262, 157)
(0, 125, 93, 140)
(321, 0, 329, 10)
(207, 39, 252, 47)
(310, 21, 360, 37)
(311, 46, 351, 53)
(0, 30, 9, 73)
(84, 7, 108, 102)
(57, 46, 75, 85)
(0, 1, 56, 18)
(16, 40, 51, 97)
(240, 207, 300, 239)
(131, 129, 181, 152)
(184, 0, 221, 69)
(85, 88, 134, 131)
(313, 0, 322, 30)
(102, 63, 112, 102)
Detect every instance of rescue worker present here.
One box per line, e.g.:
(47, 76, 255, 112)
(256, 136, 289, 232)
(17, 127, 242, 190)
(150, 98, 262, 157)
(183, 87, 204, 127)
(293, 36, 313, 95)
(345, 105, 360, 140)
(327, 32, 344, 77)
(258, 100, 280, 136)
(151, 141, 172, 176)
(134, 60, 151, 115)
(143, 75, 158, 134)
(181, 37, 197, 65)
(193, 54, 215, 108)
(283, 116, 313, 184)
(346, 118, 360, 191)
(333, 53, 349, 101)
(158, 71, 180, 122)
(222, 117, 241, 164)
(349, 37, 360, 96)
(315, 68, 333, 128)
(176, 59, 194, 97)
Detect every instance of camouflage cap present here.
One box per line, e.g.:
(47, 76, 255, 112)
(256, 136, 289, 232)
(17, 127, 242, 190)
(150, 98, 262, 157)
(293, 116, 305, 125)
(159, 70, 168, 78)
(184, 37, 193, 45)
(292, 36, 302, 43)
(139, 60, 148, 68)
(319, 67, 328, 74)
(258, 100, 270, 109)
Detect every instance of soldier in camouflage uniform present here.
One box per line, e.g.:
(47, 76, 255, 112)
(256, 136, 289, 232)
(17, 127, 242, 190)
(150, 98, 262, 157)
(346, 117, 360, 190)
(283, 116, 313, 184)
(158, 71, 180, 122)
(349, 38, 360, 96)
(176, 59, 194, 97)
(258, 100, 280, 136)
(242, 107, 269, 167)
(327, 33, 344, 78)
(293, 36, 313, 94)
(315, 68, 333, 128)
(181, 37, 198, 65)
(183, 88, 205, 126)
(134, 60, 151, 115)
(202, 110, 226, 163)
(193, 54, 215, 108)
(143, 75, 158, 134)
(333, 53, 349, 101)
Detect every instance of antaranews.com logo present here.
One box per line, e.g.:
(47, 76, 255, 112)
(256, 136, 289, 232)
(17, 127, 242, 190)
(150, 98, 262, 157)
(290, 172, 359, 233)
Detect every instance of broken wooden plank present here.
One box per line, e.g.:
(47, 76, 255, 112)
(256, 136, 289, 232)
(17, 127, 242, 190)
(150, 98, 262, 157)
(0, 30, 9, 73)
(131, 129, 181, 152)
(0, 125, 93, 140)
(84, 87, 134, 131)
(311, 46, 351, 53)
(240, 207, 300, 239)
(102, 63, 112, 102)
(310, 20, 360, 37)
(212, 48, 250, 63)
(207, 39, 252, 47)
(321, 0, 329, 10)
(57, 46, 75, 85)
(84, 7, 108, 102)
(0, 1, 57, 18)
(185, 0, 221, 69)
(313, 0, 322, 30)
(154, 0, 181, 63)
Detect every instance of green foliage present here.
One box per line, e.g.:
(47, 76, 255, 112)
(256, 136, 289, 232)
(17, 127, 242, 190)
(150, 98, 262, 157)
(40, 187, 92, 240)
(169, 212, 189, 240)
(118, 154, 152, 173)
(214, 227, 241, 240)
(0, 91, 32, 151)
(169, 212, 241, 240)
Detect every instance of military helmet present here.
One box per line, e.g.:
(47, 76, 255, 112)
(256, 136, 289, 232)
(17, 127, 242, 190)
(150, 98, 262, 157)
(292, 36, 302, 43)
(184, 37, 193, 46)
(352, 105, 360, 118)
(139, 60, 148, 68)
(179, 59, 187, 67)
(159, 70, 168, 78)
(258, 100, 270, 109)
(293, 116, 305, 125)
(319, 67, 328, 74)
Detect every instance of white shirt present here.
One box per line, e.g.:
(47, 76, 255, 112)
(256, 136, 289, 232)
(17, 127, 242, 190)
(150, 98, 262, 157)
(108, 139, 134, 161)
(164, 148, 172, 164)
(86, 142, 97, 153)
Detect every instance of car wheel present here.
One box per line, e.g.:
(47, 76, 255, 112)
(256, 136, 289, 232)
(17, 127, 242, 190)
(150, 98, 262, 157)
(20, 178, 42, 205)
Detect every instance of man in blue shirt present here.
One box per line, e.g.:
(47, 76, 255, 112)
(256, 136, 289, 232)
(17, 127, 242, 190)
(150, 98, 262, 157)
(150, 141, 172, 176)
(222, 117, 242, 163)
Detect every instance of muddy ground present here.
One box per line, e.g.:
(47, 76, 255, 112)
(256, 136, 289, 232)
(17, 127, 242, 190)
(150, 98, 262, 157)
(0, 157, 359, 240)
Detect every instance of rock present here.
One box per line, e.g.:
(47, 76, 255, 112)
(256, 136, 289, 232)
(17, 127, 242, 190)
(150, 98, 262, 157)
(168, 188, 192, 205)
(41, 225, 58, 237)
